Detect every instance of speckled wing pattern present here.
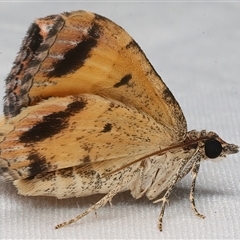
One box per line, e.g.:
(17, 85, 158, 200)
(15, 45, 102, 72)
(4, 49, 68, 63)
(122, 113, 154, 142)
(4, 11, 186, 137)
(1, 11, 187, 181)
(0, 94, 178, 181)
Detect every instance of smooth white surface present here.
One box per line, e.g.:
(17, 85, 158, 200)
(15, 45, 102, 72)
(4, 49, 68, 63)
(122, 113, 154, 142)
(0, 2, 239, 239)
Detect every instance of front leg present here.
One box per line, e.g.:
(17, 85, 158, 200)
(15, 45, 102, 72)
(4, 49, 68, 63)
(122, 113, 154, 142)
(153, 155, 195, 231)
(190, 158, 205, 219)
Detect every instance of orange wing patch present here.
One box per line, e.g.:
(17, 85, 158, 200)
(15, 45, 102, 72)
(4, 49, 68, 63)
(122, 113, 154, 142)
(0, 94, 174, 180)
(4, 10, 186, 141)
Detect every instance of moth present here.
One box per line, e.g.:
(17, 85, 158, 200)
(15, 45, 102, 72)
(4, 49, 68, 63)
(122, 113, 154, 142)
(0, 10, 238, 231)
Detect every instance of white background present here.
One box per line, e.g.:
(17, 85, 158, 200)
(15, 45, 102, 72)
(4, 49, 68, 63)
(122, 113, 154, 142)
(0, 1, 239, 239)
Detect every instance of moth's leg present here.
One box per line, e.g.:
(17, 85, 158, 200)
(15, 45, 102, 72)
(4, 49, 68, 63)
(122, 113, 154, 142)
(131, 165, 149, 199)
(190, 158, 205, 219)
(153, 154, 198, 231)
(55, 168, 139, 229)
(154, 183, 173, 231)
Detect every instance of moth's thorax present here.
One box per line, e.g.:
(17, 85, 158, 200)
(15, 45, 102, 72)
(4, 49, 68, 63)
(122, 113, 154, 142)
(130, 149, 198, 200)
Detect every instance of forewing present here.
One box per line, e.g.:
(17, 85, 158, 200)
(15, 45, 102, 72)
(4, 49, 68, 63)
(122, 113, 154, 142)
(0, 94, 173, 180)
(4, 10, 186, 141)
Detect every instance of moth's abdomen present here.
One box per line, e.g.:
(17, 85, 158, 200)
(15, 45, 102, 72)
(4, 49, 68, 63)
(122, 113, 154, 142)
(13, 162, 138, 199)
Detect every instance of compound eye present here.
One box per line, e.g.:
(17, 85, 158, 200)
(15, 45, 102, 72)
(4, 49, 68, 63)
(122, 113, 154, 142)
(205, 139, 222, 159)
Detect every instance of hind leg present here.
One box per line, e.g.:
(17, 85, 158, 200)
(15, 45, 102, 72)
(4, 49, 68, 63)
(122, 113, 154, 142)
(55, 168, 140, 229)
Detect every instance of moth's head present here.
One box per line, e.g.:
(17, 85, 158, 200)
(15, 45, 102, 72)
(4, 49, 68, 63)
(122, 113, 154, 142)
(200, 131, 239, 160)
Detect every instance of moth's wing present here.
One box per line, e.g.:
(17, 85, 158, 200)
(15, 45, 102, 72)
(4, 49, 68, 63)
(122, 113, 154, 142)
(0, 94, 173, 180)
(4, 10, 186, 141)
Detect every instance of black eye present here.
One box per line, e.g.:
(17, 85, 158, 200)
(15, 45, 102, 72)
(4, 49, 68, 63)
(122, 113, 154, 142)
(205, 139, 222, 159)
